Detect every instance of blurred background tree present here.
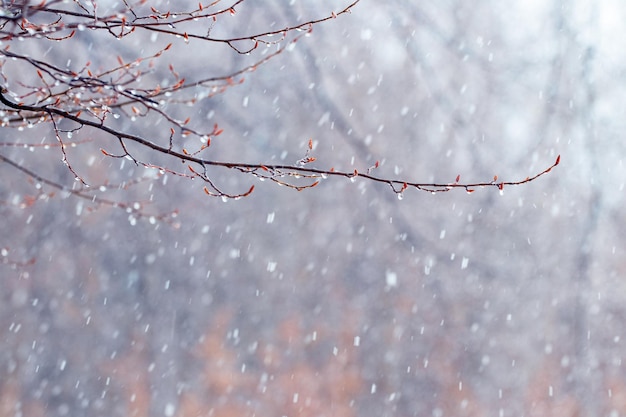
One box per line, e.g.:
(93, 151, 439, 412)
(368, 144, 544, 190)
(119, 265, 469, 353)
(1, 1, 624, 417)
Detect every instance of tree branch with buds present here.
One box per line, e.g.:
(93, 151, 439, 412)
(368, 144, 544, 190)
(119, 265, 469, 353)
(0, 0, 559, 219)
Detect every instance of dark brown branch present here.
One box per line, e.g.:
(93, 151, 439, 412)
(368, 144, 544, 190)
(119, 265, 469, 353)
(0, 0, 559, 203)
(2, 0, 360, 53)
(0, 89, 560, 198)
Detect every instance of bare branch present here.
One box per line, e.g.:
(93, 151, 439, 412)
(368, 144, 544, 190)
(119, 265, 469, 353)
(0, 89, 560, 200)
(0, 0, 559, 216)
(0, 152, 179, 225)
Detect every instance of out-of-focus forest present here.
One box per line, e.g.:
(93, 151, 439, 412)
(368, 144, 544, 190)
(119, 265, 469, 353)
(2, 0, 626, 416)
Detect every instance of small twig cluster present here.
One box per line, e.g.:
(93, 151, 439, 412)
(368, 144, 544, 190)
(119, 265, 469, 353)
(0, 152, 179, 224)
